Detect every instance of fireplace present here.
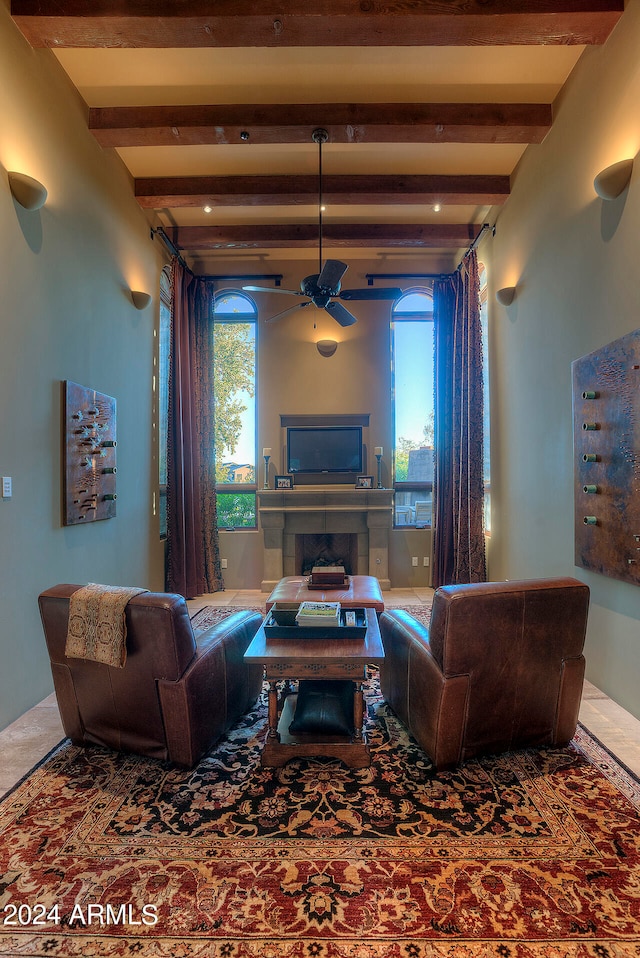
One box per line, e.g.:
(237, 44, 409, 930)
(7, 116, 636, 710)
(257, 486, 393, 591)
(296, 533, 358, 576)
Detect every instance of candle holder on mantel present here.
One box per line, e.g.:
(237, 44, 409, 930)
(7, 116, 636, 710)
(262, 448, 271, 489)
(375, 446, 384, 488)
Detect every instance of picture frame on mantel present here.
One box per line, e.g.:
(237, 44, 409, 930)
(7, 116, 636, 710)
(356, 475, 374, 489)
(275, 474, 294, 489)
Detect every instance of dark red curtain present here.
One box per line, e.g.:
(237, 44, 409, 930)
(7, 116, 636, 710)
(432, 250, 487, 587)
(166, 257, 224, 598)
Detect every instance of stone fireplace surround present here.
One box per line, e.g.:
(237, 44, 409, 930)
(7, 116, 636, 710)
(257, 486, 394, 592)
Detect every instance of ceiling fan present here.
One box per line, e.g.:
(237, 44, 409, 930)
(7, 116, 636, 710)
(243, 128, 402, 326)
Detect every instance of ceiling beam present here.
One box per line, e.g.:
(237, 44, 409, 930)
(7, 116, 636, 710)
(11, 1, 624, 48)
(166, 223, 482, 251)
(136, 174, 510, 209)
(91, 103, 552, 148)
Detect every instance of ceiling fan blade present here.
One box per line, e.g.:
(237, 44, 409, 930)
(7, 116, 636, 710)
(265, 301, 313, 323)
(339, 287, 403, 301)
(317, 259, 348, 291)
(325, 300, 357, 327)
(243, 285, 302, 297)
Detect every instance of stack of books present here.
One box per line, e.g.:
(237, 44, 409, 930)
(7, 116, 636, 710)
(295, 601, 341, 627)
(309, 565, 347, 588)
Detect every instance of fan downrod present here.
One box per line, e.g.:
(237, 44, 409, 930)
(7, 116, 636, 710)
(312, 129, 328, 274)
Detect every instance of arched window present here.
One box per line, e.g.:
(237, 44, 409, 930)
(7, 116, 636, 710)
(391, 289, 434, 527)
(213, 290, 258, 528)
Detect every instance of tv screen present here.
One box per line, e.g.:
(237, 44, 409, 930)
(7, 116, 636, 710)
(287, 426, 363, 474)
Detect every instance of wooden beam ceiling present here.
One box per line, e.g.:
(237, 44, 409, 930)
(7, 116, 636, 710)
(91, 103, 552, 148)
(11, 2, 624, 255)
(11, 1, 624, 48)
(135, 174, 511, 210)
(166, 223, 483, 252)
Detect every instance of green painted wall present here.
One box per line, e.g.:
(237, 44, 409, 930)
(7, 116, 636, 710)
(0, 8, 165, 728)
(486, 0, 640, 719)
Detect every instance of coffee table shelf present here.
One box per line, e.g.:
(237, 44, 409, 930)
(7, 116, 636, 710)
(244, 607, 385, 768)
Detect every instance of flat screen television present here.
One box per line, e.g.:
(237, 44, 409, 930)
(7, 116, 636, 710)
(287, 425, 363, 475)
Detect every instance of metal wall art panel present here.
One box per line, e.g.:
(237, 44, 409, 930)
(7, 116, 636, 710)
(572, 328, 640, 585)
(63, 381, 117, 525)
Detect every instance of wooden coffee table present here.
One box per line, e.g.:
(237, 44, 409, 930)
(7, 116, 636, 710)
(244, 607, 384, 768)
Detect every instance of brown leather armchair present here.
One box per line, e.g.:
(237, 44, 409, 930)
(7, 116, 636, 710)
(379, 577, 590, 770)
(39, 584, 263, 768)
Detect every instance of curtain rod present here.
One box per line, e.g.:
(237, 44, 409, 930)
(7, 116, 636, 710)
(365, 272, 447, 284)
(153, 230, 284, 286)
(456, 222, 494, 271)
(154, 222, 494, 278)
(366, 224, 494, 283)
(202, 273, 283, 285)
(153, 227, 187, 268)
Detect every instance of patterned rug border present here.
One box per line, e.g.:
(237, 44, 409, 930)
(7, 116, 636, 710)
(576, 721, 640, 790)
(4, 933, 635, 957)
(1, 937, 637, 958)
(190, 604, 265, 631)
(0, 738, 66, 806)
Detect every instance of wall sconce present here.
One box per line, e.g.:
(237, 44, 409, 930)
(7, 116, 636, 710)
(130, 290, 152, 310)
(593, 159, 634, 200)
(8, 171, 47, 211)
(495, 286, 517, 306)
(316, 339, 338, 357)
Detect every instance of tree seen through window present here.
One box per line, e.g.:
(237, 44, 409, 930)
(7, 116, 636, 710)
(213, 291, 257, 528)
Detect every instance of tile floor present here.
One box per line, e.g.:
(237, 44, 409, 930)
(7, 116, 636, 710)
(2, 588, 639, 798)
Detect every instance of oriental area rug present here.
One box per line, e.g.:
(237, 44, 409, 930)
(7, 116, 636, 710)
(1, 612, 639, 956)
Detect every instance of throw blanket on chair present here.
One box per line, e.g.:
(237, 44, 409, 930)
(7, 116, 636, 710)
(65, 583, 148, 668)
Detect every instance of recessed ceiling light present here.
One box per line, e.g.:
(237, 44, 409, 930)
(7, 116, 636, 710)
(203, 205, 213, 213)
(433, 203, 442, 213)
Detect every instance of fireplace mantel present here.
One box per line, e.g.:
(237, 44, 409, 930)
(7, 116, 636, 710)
(258, 486, 393, 591)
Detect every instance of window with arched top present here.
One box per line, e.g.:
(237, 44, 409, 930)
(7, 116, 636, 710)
(391, 289, 434, 528)
(212, 290, 258, 528)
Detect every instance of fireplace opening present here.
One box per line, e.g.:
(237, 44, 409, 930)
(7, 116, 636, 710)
(296, 533, 358, 576)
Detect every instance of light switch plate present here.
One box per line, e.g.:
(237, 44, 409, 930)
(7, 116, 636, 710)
(2, 477, 12, 498)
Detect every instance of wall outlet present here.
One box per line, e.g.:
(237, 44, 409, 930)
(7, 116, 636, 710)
(423, 556, 430, 567)
(220, 558, 228, 569)
(411, 556, 418, 567)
